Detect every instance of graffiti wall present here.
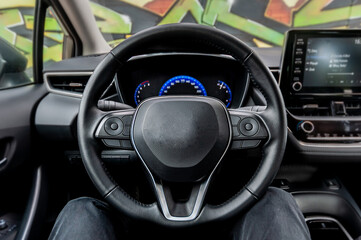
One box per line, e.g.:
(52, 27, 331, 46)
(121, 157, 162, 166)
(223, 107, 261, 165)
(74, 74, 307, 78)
(0, 0, 361, 76)
(0, 1, 64, 78)
(93, 0, 361, 48)
(0, 1, 36, 78)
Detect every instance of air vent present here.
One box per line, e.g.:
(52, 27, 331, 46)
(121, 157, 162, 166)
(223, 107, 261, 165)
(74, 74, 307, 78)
(288, 101, 361, 117)
(288, 103, 331, 116)
(345, 102, 361, 116)
(44, 72, 92, 97)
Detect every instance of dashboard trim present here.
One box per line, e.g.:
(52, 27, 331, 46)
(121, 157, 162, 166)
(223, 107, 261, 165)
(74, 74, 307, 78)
(239, 73, 250, 108)
(294, 93, 361, 96)
(128, 52, 236, 61)
(288, 129, 361, 149)
(114, 74, 124, 103)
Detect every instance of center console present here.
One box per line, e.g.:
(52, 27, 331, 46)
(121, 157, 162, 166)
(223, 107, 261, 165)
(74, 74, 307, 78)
(280, 30, 361, 144)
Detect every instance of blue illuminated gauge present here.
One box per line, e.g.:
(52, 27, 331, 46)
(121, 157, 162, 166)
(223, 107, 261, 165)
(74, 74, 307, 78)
(216, 80, 232, 107)
(159, 75, 207, 97)
(134, 81, 152, 106)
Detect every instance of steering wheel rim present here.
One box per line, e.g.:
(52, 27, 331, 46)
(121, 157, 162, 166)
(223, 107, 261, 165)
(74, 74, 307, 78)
(77, 23, 287, 227)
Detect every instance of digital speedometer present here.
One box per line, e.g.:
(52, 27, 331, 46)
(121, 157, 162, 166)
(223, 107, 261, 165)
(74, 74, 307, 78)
(159, 75, 207, 96)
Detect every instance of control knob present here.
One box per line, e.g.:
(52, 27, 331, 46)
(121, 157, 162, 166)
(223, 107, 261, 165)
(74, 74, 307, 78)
(300, 121, 314, 134)
(292, 82, 303, 92)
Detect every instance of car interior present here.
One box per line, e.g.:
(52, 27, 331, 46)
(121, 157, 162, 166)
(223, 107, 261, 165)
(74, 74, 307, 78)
(1, 0, 361, 239)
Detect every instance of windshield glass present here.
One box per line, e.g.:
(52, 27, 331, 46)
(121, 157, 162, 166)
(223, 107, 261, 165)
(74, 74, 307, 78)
(90, 0, 361, 48)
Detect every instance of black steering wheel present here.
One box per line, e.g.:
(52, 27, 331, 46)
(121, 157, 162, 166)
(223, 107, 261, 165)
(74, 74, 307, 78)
(77, 23, 287, 227)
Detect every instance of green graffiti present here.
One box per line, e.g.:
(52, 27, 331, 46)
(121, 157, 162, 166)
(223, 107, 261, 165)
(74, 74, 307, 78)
(44, 32, 64, 43)
(158, 0, 203, 24)
(43, 17, 62, 32)
(90, 2, 131, 34)
(294, 0, 361, 27)
(203, 0, 284, 46)
(0, 9, 24, 44)
(15, 35, 33, 68)
(43, 14, 64, 63)
(0, 0, 34, 9)
(111, 0, 361, 47)
(25, 14, 64, 63)
(154, 0, 284, 46)
(43, 44, 63, 63)
(0, 8, 34, 68)
(0, 1, 68, 73)
(0, 0, 133, 73)
(2, 0, 361, 77)
(350, 4, 361, 20)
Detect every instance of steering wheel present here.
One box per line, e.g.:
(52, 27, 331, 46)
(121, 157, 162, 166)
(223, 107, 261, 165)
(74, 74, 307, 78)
(77, 24, 287, 227)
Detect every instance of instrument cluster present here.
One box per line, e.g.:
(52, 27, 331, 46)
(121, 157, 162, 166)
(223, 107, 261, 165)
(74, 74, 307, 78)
(134, 75, 232, 107)
(117, 54, 248, 108)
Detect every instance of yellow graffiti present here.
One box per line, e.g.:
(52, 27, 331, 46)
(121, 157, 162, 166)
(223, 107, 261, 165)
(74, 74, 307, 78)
(294, 0, 361, 27)
(204, 0, 284, 46)
(14, 35, 33, 68)
(0, 9, 24, 44)
(90, 2, 131, 34)
(283, 0, 301, 8)
(159, 0, 204, 24)
(2, 0, 361, 78)
(43, 44, 63, 63)
(0, 1, 65, 72)
(253, 38, 273, 48)
(121, 0, 153, 8)
(0, 0, 34, 9)
(44, 32, 64, 43)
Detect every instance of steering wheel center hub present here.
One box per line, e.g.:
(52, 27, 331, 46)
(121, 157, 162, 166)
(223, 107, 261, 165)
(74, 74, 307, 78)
(132, 96, 231, 182)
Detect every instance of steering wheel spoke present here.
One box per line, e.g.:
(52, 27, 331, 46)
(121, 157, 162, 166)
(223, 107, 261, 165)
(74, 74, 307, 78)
(94, 110, 135, 149)
(228, 109, 269, 150)
(153, 178, 210, 221)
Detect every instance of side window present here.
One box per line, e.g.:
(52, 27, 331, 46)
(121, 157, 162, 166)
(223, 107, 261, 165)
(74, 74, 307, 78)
(0, 1, 36, 90)
(43, 7, 66, 69)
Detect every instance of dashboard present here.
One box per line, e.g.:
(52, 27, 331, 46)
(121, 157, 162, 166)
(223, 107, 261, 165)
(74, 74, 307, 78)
(117, 54, 249, 108)
(280, 29, 361, 145)
(38, 31, 361, 162)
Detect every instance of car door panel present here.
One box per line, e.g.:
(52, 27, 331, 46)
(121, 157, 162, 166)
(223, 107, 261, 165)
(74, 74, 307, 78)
(0, 84, 47, 174)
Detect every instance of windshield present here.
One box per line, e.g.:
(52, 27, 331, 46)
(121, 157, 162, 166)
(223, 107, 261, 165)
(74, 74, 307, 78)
(90, 0, 361, 48)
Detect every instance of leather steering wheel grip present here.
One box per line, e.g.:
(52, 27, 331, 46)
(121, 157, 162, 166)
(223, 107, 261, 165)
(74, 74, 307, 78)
(77, 23, 287, 227)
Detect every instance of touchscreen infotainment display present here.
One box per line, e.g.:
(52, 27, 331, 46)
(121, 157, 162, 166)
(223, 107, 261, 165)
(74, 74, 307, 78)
(281, 30, 361, 96)
(303, 37, 361, 88)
